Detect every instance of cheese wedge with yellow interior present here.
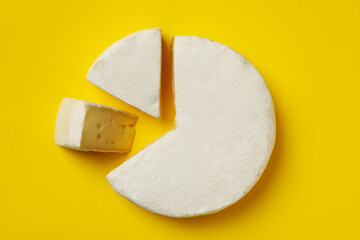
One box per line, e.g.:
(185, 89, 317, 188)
(55, 98, 137, 153)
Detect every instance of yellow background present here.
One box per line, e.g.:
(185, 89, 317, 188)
(1, 0, 359, 239)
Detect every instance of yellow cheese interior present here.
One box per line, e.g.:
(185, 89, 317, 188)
(80, 106, 137, 152)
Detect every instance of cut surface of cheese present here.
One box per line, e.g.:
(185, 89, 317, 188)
(86, 28, 161, 118)
(55, 98, 137, 153)
(107, 36, 276, 217)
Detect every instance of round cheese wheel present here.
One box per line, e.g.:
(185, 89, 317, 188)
(107, 36, 276, 217)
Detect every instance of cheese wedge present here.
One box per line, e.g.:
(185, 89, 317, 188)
(86, 28, 161, 118)
(55, 98, 137, 153)
(107, 36, 276, 217)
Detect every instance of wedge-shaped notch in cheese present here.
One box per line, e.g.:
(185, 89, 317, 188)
(107, 36, 276, 217)
(86, 28, 161, 118)
(55, 98, 138, 153)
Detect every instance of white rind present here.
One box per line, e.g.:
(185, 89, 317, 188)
(67, 101, 87, 147)
(107, 36, 276, 217)
(86, 28, 161, 118)
(55, 98, 86, 148)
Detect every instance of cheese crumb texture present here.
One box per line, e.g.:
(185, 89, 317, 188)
(55, 98, 137, 153)
(107, 36, 276, 217)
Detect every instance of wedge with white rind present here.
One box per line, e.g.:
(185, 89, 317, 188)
(87, 28, 161, 118)
(107, 36, 276, 217)
(55, 98, 138, 153)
